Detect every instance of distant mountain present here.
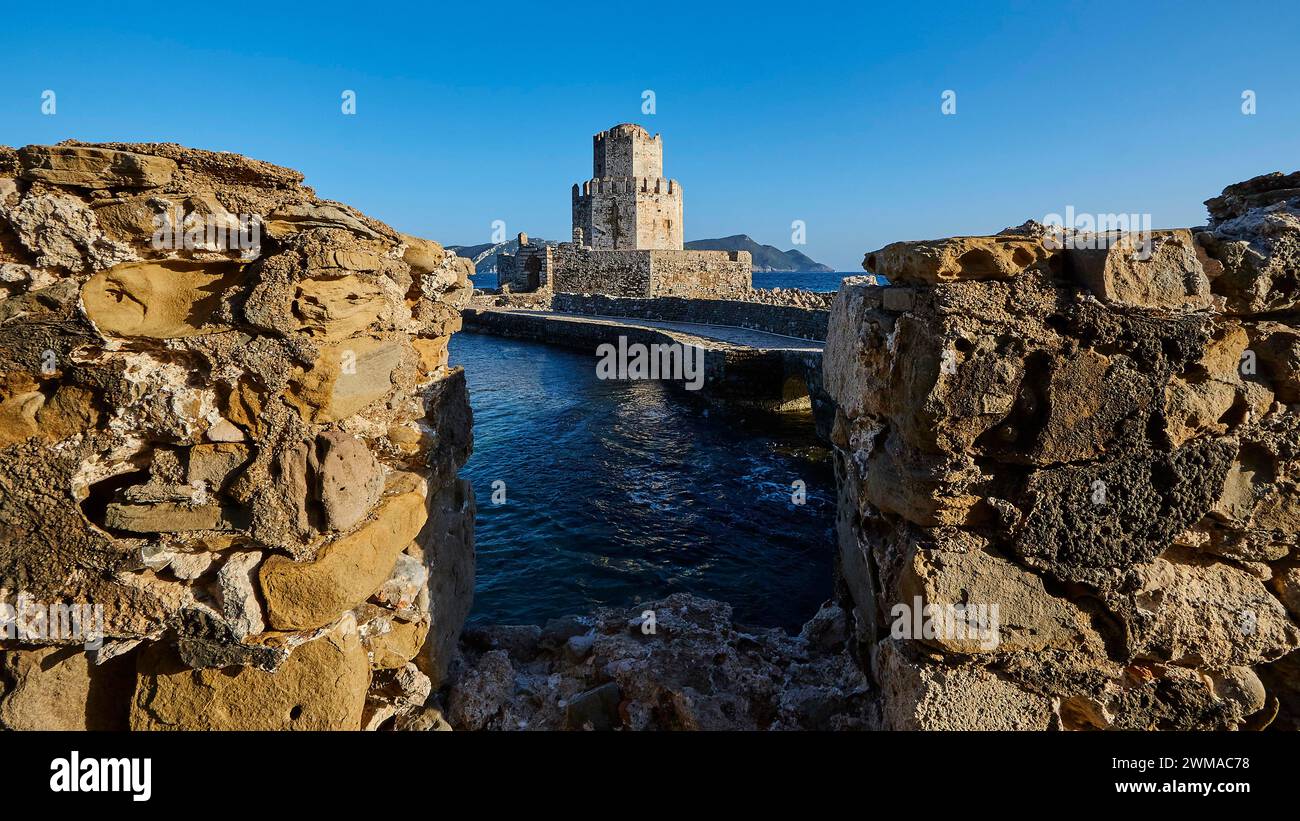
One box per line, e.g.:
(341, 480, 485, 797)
(685, 235, 834, 273)
(447, 237, 560, 274)
(449, 233, 834, 275)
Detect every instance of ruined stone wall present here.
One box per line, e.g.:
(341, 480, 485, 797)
(496, 237, 552, 292)
(550, 243, 654, 296)
(544, 244, 750, 299)
(646, 249, 750, 299)
(825, 172, 1300, 730)
(746, 287, 839, 310)
(550, 292, 829, 340)
(0, 142, 476, 730)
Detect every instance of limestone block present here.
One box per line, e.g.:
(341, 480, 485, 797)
(130, 618, 369, 730)
(1272, 567, 1300, 620)
(272, 441, 314, 537)
(205, 418, 245, 442)
(314, 430, 384, 532)
(822, 280, 893, 422)
(82, 259, 245, 338)
(854, 424, 982, 528)
(167, 551, 214, 579)
(263, 203, 382, 240)
(1127, 552, 1300, 667)
(305, 247, 389, 273)
(18, 145, 176, 189)
(285, 335, 406, 423)
(1164, 376, 1237, 447)
(374, 552, 429, 612)
(1033, 347, 1151, 463)
(864, 235, 1052, 284)
(1064, 229, 1211, 310)
(293, 275, 387, 340)
(216, 550, 265, 639)
(881, 286, 914, 312)
(2, 194, 136, 271)
(367, 617, 430, 670)
(104, 501, 248, 533)
(187, 443, 250, 490)
(413, 336, 449, 375)
(1199, 172, 1300, 315)
(895, 543, 1104, 656)
(400, 233, 445, 275)
(362, 662, 432, 729)
(0, 386, 43, 445)
(35, 384, 100, 440)
(1249, 322, 1300, 402)
(0, 647, 135, 730)
(872, 639, 1054, 730)
(259, 491, 428, 631)
(91, 195, 169, 243)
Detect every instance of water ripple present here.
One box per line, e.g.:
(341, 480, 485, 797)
(451, 332, 835, 632)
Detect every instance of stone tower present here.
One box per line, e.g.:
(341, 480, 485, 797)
(572, 123, 684, 251)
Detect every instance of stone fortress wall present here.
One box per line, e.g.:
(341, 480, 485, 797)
(497, 233, 554, 292)
(593, 124, 662, 178)
(548, 292, 830, 341)
(549, 244, 751, 300)
(499, 123, 750, 300)
(575, 124, 683, 251)
(0, 142, 475, 730)
(572, 177, 684, 252)
(6, 141, 1297, 733)
(824, 171, 1300, 729)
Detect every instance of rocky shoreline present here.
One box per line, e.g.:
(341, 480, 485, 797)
(445, 594, 873, 731)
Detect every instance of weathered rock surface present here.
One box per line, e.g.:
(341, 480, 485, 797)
(827, 171, 1300, 729)
(130, 616, 370, 730)
(259, 491, 428, 631)
(0, 141, 474, 730)
(0, 645, 135, 730)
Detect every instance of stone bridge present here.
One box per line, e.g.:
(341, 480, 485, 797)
(461, 305, 833, 437)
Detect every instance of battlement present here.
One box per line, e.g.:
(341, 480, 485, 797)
(593, 123, 663, 179)
(574, 177, 680, 198)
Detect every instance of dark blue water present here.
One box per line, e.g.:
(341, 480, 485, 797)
(450, 332, 836, 632)
(751, 271, 854, 292)
(470, 271, 857, 293)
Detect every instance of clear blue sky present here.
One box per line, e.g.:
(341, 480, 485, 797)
(2, 1, 1297, 270)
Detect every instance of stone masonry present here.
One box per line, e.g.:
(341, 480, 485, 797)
(498, 124, 751, 299)
(825, 171, 1300, 729)
(0, 141, 476, 730)
(576, 124, 681, 250)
